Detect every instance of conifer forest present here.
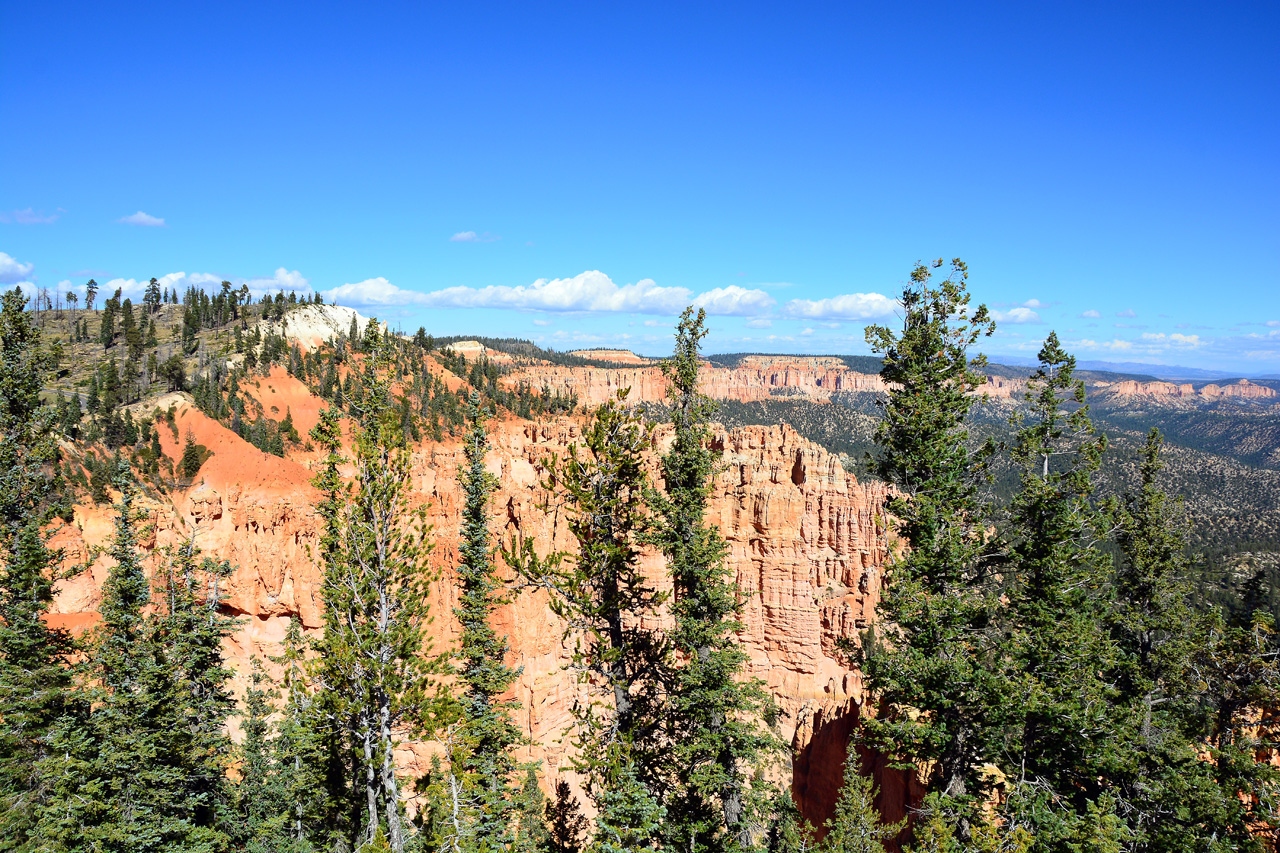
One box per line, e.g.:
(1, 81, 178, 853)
(3, 260, 1280, 853)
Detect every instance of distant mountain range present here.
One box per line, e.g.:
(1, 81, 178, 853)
(990, 356, 1266, 382)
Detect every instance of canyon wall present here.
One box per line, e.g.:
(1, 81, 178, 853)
(504, 355, 1025, 407)
(50, 393, 900, 826)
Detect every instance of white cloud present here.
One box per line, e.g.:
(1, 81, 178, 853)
(783, 291, 898, 321)
(0, 208, 59, 225)
(118, 210, 166, 227)
(746, 317, 773, 329)
(449, 231, 500, 243)
(245, 267, 309, 296)
(532, 318, 553, 327)
(1267, 320, 1280, 328)
(0, 252, 35, 284)
(422, 271, 688, 314)
(991, 307, 1041, 324)
(1139, 332, 1201, 348)
(1022, 298, 1042, 308)
(1116, 308, 1137, 318)
(394, 272, 774, 317)
(1075, 338, 1134, 352)
(800, 327, 814, 336)
(323, 277, 426, 307)
(690, 285, 775, 316)
(1080, 309, 1101, 318)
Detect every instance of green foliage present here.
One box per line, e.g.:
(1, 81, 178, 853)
(181, 430, 205, 479)
(649, 306, 779, 853)
(0, 288, 75, 849)
(859, 259, 1002, 827)
(821, 753, 904, 853)
(441, 396, 527, 852)
(513, 388, 667, 848)
(513, 767, 552, 853)
(308, 333, 444, 853)
(38, 479, 238, 850)
(763, 790, 817, 853)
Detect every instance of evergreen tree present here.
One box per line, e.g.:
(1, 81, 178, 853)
(0, 288, 74, 849)
(858, 260, 1002, 832)
(181, 431, 203, 480)
(763, 791, 816, 853)
(1197, 571, 1280, 849)
(144, 277, 162, 314)
(513, 767, 551, 853)
(310, 335, 443, 853)
(442, 396, 527, 851)
(513, 389, 667, 849)
(39, 479, 237, 850)
(1102, 429, 1234, 850)
(270, 617, 329, 848)
(153, 535, 239, 840)
(649, 307, 778, 853)
(545, 779, 589, 853)
(240, 658, 288, 844)
(820, 753, 904, 853)
(998, 332, 1120, 850)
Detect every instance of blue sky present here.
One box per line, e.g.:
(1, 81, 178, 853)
(2, 2, 1277, 372)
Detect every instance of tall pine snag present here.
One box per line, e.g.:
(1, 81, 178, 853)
(859, 259, 1001, 830)
(0, 287, 74, 847)
(310, 329, 443, 853)
(650, 307, 778, 853)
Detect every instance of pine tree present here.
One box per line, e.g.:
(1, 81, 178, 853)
(763, 790, 817, 853)
(308, 405, 357, 844)
(999, 332, 1119, 849)
(1103, 429, 1231, 850)
(1196, 570, 1280, 849)
(513, 767, 551, 853)
(0, 288, 74, 849)
(240, 658, 290, 845)
(144, 277, 162, 315)
(181, 431, 203, 479)
(820, 753, 904, 853)
(512, 389, 668, 849)
(310, 336, 442, 853)
(649, 307, 778, 853)
(444, 396, 525, 852)
(545, 779, 589, 853)
(39, 478, 237, 850)
(268, 617, 329, 848)
(858, 260, 1002, 832)
(156, 536, 239, 839)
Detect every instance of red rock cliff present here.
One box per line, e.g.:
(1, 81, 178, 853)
(51, 396, 899, 826)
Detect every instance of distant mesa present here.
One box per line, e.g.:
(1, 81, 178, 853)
(568, 348, 653, 365)
(1103, 378, 1275, 400)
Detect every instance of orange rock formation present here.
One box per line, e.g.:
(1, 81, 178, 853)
(51, 393, 896, 827)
